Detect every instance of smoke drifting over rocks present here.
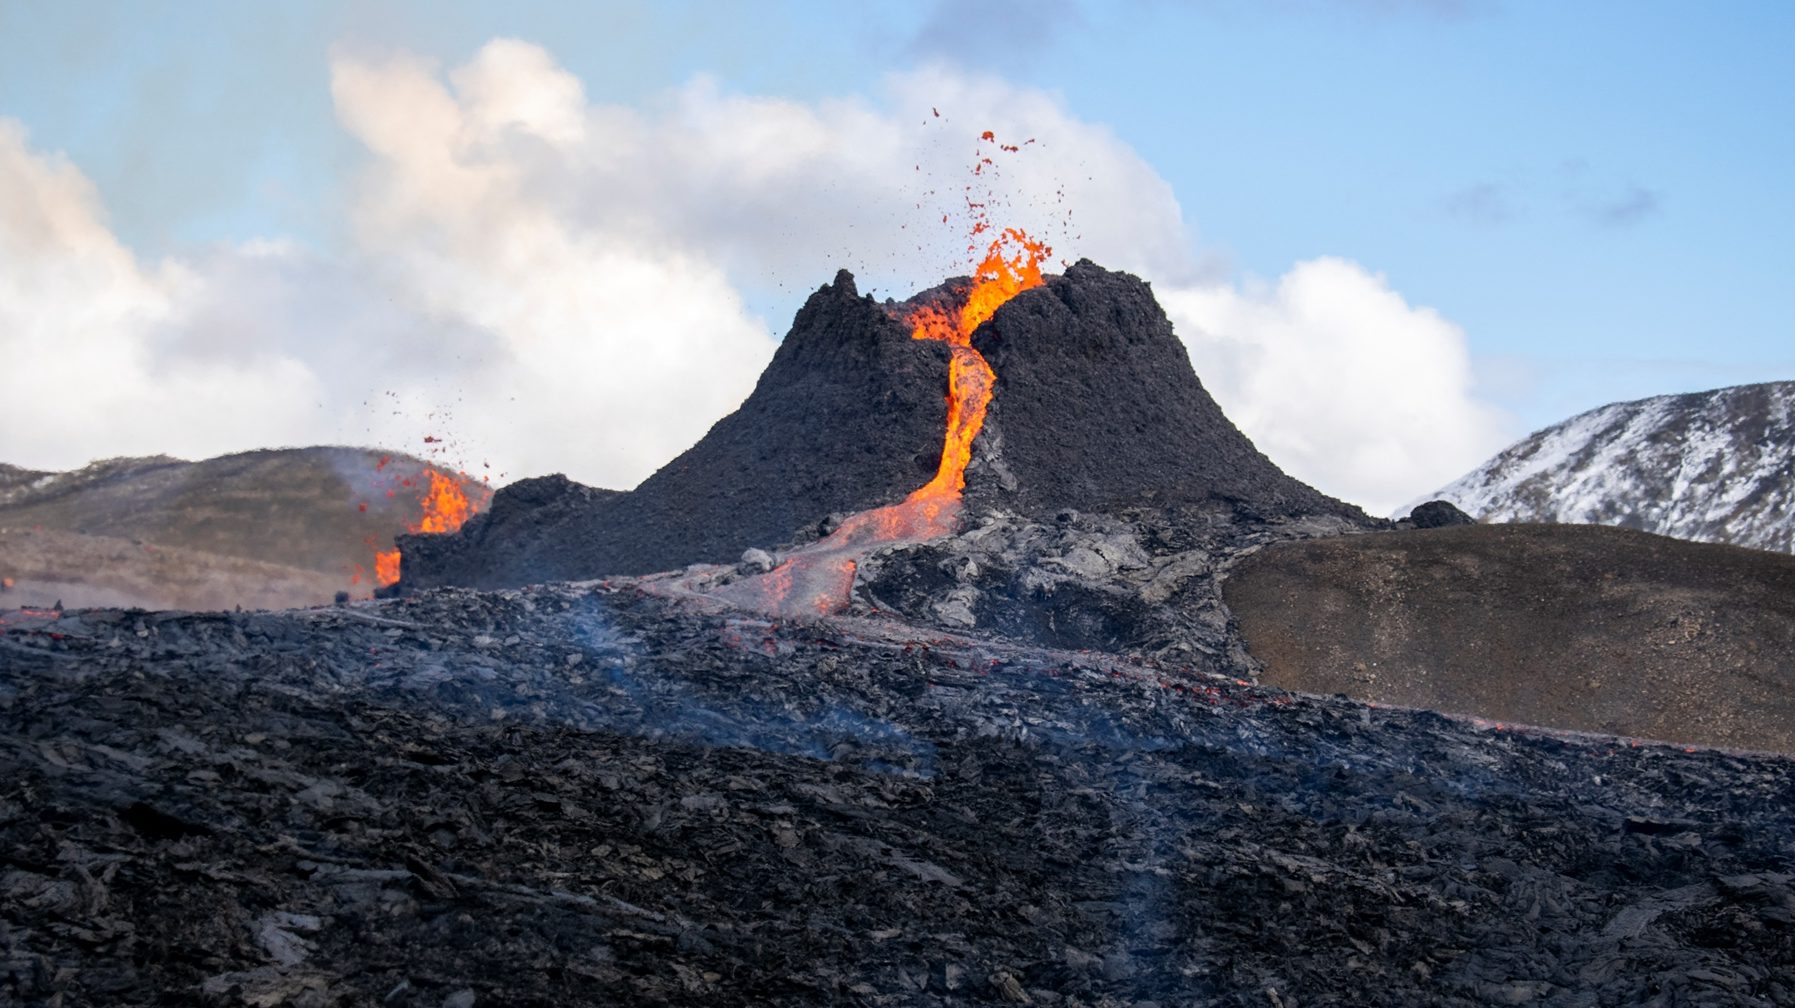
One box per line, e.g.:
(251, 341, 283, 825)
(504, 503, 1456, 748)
(10, 258, 1795, 1004)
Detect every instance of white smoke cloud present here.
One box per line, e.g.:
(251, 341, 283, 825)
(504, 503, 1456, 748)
(0, 39, 1509, 511)
(1162, 257, 1510, 514)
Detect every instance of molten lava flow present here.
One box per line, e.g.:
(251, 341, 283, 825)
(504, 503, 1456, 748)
(372, 468, 485, 588)
(715, 228, 1050, 617)
(903, 226, 1049, 503)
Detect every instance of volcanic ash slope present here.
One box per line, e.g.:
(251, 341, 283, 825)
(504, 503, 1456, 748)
(1227, 522, 1795, 753)
(0, 447, 466, 610)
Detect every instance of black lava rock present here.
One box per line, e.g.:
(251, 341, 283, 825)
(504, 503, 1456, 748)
(1407, 499, 1476, 529)
(397, 474, 620, 586)
(6, 589, 1793, 1005)
(970, 261, 1361, 520)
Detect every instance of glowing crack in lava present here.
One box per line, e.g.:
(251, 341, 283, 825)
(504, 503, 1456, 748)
(370, 468, 483, 588)
(719, 228, 1050, 616)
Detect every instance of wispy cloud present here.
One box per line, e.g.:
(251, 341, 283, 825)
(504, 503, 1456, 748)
(1583, 184, 1662, 228)
(1446, 168, 1662, 231)
(1558, 160, 1663, 229)
(906, 0, 1084, 65)
(1162, 0, 1489, 22)
(1442, 181, 1518, 226)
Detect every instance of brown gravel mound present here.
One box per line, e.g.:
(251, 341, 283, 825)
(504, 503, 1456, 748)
(1223, 523, 1795, 753)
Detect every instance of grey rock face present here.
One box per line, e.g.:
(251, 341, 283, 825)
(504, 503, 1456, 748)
(736, 548, 775, 575)
(856, 503, 1363, 666)
(1429, 381, 1795, 553)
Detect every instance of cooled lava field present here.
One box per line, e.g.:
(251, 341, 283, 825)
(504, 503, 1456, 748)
(4, 585, 1793, 1006)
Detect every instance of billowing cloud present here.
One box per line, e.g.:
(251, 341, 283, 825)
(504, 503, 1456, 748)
(0, 119, 324, 471)
(327, 39, 1193, 296)
(1, 38, 1509, 513)
(1162, 257, 1510, 514)
(326, 39, 1209, 484)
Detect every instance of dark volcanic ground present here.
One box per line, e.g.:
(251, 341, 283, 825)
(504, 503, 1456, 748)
(5, 585, 1793, 1007)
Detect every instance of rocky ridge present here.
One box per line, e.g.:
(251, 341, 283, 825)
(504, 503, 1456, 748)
(0, 447, 472, 579)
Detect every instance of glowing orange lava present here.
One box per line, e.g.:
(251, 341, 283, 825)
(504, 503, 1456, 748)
(903, 226, 1049, 503)
(715, 227, 1049, 617)
(371, 468, 485, 588)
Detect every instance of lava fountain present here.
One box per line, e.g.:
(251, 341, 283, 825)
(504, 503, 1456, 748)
(368, 468, 486, 589)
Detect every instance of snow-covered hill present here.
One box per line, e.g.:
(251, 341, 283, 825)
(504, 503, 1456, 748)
(1427, 380, 1795, 554)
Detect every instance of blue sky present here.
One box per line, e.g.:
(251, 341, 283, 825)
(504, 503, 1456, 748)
(0, 1, 1790, 512)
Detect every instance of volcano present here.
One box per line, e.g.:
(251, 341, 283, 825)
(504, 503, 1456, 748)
(10, 255, 1795, 1005)
(399, 261, 1364, 592)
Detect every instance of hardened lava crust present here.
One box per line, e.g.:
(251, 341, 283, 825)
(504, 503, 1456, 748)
(3, 585, 1792, 1005)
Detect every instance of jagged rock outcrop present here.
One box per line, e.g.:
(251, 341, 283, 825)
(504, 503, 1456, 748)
(401, 263, 1363, 590)
(1404, 499, 1475, 529)
(1428, 380, 1795, 553)
(395, 475, 619, 590)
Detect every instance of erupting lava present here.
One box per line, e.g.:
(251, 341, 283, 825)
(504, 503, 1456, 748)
(370, 468, 484, 588)
(902, 226, 1049, 504)
(716, 226, 1050, 616)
